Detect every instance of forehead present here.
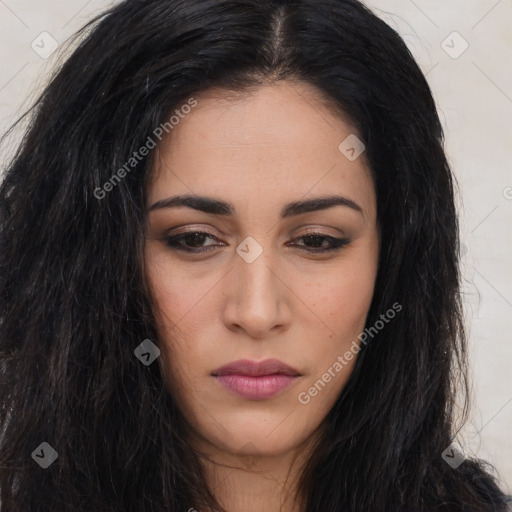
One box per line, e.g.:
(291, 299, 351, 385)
(148, 82, 375, 220)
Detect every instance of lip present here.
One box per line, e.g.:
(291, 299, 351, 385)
(211, 358, 301, 400)
(211, 358, 301, 377)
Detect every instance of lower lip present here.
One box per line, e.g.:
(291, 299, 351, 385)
(213, 374, 299, 400)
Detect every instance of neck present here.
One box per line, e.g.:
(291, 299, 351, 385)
(191, 433, 320, 512)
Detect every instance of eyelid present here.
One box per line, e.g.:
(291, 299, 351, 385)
(166, 225, 220, 237)
(162, 228, 351, 255)
(300, 227, 342, 237)
(164, 225, 349, 245)
(166, 224, 344, 238)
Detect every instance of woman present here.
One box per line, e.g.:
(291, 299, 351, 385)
(0, 0, 508, 510)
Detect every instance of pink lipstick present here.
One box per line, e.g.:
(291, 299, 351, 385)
(211, 358, 301, 400)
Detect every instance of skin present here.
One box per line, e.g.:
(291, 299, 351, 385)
(143, 80, 380, 512)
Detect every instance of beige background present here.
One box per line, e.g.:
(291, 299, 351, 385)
(1, 0, 511, 495)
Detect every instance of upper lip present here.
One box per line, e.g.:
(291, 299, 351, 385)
(211, 358, 301, 377)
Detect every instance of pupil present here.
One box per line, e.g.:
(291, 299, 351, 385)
(306, 235, 324, 247)
(187, 233, 206, 246)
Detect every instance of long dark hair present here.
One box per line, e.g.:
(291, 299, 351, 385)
(0, 0, 508, 510)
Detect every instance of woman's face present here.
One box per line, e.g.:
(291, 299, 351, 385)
(144, 81, 379, 461)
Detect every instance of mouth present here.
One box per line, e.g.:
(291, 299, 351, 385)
(211, 359, 301, 400)
(211, 358, 301, 377)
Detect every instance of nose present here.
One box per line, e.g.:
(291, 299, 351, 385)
(222, 242, 291, 338)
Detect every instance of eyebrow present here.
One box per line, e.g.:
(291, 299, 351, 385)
(149, 194, 363, 218)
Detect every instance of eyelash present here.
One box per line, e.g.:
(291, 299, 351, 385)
(163, 231, 351, 254)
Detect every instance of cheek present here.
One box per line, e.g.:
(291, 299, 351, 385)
(311, 259, 377, 338)
(143, 256, 203, 388)
(299, 256, 377, 387)
(145, 254, 216, 331)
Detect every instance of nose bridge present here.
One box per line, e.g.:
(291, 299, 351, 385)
(235, 234, 278, 301)
(226, 235, 286, 334)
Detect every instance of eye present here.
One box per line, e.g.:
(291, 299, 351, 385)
(163, 230, 350, 254)
(164, 231, 223, 253)
(288, 232, 351, 253)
